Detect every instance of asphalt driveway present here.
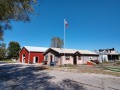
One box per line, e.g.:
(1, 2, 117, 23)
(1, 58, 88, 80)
(0, 62, 120, 90)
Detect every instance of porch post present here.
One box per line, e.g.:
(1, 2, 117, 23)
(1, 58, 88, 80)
(83, 54, 84, 64)
(111, 55, 112, 62)
(76, 56, 78, 65)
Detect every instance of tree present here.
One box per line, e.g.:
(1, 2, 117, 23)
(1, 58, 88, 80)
(0, 0, 37, 40)
(0, 43, 6, 60)
(8, 41, 21, 59)
(50, 37, 64, 48)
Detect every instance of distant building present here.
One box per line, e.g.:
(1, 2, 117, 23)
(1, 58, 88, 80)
(43, 48, 99, 66)
(97, 48, 120, 63)
(19, 46, 48, 64)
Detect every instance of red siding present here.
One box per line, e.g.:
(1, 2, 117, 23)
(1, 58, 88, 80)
(29, 52, 44, 63)
(19, 47, 44, 63)
(20, 48, 29, 63)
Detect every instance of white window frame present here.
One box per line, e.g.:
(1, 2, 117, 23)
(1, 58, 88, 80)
(66, 56, 70, 60)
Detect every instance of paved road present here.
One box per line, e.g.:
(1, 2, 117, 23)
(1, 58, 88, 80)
(0, 62, 120, 90)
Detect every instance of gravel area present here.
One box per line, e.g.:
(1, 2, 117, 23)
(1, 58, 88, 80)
(0, 62, 120, 90)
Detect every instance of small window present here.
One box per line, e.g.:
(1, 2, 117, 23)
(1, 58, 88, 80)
(78, 56, 81, 60)
(45, 55, 48, 61)
(89, 57, 92, 60)
(66, 56, 70, 60)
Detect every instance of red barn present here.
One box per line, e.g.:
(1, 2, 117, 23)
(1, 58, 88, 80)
(19, 46, 48, 64)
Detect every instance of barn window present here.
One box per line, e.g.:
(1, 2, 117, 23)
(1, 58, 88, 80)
(66, 56, 70, 60)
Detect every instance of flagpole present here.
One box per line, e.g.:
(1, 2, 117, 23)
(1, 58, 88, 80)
(64, 19, 66, 63)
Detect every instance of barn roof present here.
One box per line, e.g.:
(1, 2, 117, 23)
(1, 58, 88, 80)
(24, 46, 48, 52)
(45, 48, 98, 55)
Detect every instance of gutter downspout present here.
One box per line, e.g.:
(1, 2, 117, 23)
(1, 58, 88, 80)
(28, 51, 30, 64)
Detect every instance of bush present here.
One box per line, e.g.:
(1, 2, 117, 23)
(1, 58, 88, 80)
(90, 60, 99, 64)
(63, 64, 74, 67)
(42, 60, 48, 65)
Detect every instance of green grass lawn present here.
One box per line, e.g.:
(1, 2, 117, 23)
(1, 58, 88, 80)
(107, 67, 120, 72)
(0, 59, 15, 63)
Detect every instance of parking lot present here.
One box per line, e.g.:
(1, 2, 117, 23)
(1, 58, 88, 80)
(0, 62, 120, 90)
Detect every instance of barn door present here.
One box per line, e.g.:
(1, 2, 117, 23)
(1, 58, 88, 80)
(73, 56, 77, 65)
(22, 54, 25, 63)
(33, 57, 38, 63)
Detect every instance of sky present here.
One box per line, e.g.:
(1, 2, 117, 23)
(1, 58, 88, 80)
(4, 0, 120, 51)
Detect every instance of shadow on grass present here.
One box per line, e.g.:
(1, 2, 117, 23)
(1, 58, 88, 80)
(0, 63, 85, 90)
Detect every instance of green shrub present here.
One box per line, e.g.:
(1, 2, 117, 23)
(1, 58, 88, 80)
(116, 61, 120, 65)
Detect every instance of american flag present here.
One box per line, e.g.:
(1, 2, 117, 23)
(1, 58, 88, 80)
(64, 19, 68, 28)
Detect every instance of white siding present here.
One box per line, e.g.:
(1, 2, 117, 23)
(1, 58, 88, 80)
(99, 55, 108, 63)
(76, 56, 83, 64)
(82, 56, 98, 64)
(61, 56, 74, 65)
(45, 51, 99, 65)
(44, 52, 61, 65)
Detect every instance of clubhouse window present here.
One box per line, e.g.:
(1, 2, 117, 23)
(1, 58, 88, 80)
(66, 56, 70, 60)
